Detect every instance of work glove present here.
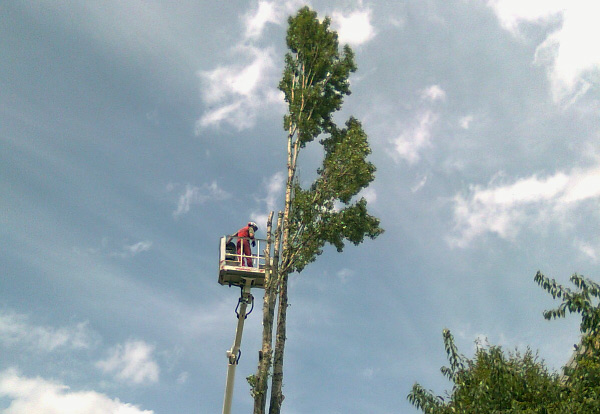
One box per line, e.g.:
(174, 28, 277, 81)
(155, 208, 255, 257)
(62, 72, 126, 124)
(251, 240, 256, 247)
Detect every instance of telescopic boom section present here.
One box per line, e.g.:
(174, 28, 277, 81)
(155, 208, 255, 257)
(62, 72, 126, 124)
(222, 279, 253, 414)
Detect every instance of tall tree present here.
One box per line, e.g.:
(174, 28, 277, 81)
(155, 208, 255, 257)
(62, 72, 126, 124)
(248, 7, 383, 414)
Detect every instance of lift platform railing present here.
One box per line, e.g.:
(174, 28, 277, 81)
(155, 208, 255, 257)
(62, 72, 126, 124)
(219, 235, 267, 270)
(218, 236, 270, 288)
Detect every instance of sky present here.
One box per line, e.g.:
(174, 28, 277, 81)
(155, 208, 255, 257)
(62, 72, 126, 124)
(2, 1, 600, 413)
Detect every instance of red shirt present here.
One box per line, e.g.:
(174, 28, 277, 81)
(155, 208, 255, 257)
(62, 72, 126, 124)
(237, 226, 255, 239)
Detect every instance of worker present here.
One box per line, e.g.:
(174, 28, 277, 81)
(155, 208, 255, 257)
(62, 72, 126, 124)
(229, 221, 258, 267)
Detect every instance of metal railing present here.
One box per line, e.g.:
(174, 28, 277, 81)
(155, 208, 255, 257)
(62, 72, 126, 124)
(219, 236, 267, 270)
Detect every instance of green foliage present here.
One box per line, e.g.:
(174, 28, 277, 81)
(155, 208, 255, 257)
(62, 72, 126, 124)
(247, 373, 270, 398)
(408, 383, 443, 414)
(408, 330, 562, 414)
(535, 272, 600, 336)
(535, 272, 600, 413)
(279, 7, 382, 275)
(440, 328, 465, 382)
(318, 118, 375, 204)
(409, 274, 600, 414)
(260, 8, 382, 414)
(560, 348, 600, 414)
(279, 6, 356, 145)
(247, 374, 260, 398)
(285, 118, 383, 273)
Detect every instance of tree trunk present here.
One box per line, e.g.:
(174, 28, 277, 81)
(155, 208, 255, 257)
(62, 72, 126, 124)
(268, 269, 288, 414)
(265, 124, 297, 414)
(252, 212, 282, 414)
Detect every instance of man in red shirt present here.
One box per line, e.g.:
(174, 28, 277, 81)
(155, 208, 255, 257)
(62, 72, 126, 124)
(229, 221, 258, 267)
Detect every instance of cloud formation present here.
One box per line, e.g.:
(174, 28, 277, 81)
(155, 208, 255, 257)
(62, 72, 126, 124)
(390, 85, 447, 164)
(0, 311, 96, 352)
(169, 181, 231, 217)
(110, 240, 153, 259)
(392, 110, 438, 164)
(124, 241, 152, 256)
(450, 164, 600, 247)
(487, 0, 564, 33)
(196, 0, 302, 132)
(0, 369, 153, 414)
(359, 187, 378, 204)
(251, 171, 285, 230)
(488, 0, 600, 103)
(336, 268, 355, 284)
(411, 175, 428, 193)
(332, 8, 376, 46)
(96, 340, 160, 385)
(459, 115, 474, 129)
(264, 171, 285, 212)
(244, 1, 278, 39)
(420, 84, 446, 102)
(575, 239, 600, 262)
(197, 1, 377, 131)
(196, 46, 280, 131)
(243, 0, 304, 40)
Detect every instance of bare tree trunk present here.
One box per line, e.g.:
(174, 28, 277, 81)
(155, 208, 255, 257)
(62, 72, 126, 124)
(265, 123, 299, 414)
(259, 119, 297, 414)
(268, 269, 288, 414)
(252, 212, 282, 414)
(281, 129, 295, 258)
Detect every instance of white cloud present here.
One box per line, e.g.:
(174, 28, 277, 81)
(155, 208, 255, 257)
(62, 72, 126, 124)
(198, 1, 375, 131)
(249, 213, 270, 232)
(388, 16, 406, 28)
(196, 102, 243, 130)
(125, 241, 152, 256)
(110, 240, 153, 258)
(251, 171, 286, 230)
(265, 171, 285, 211)
(332, 8, 376, 46)
(411, 175, 428, 193)
(359, 187, 377, 204)
(243, 0, 304, 39)
(459, 115, 474, 129)
(196, 1, 307, 131)
(197, 0, 302, 132)
(575, 239, 599, 262)
(170, 181, 231, 217)
(0, 369, 153, 414)
(176, 372, 189, 384)
(201, 49, 267, 102)
(0, 311, 96, 352)
(488, 1, 600, 103)
(574, 236, 600, 263)
(244, 1, 278, 39)
(96, 340, 160, 385)
(392, 111, 438, 164)
(487, 0, 565, 33)
(450, 165, 600, 247)
(76, 238, 152, 259)
(420, 85, 446, 102)
(196, 46, 280, 131)
(336, 268, 355, 284)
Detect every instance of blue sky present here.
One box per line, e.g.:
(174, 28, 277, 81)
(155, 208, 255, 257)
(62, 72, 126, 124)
(2, 1, 600, 413)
